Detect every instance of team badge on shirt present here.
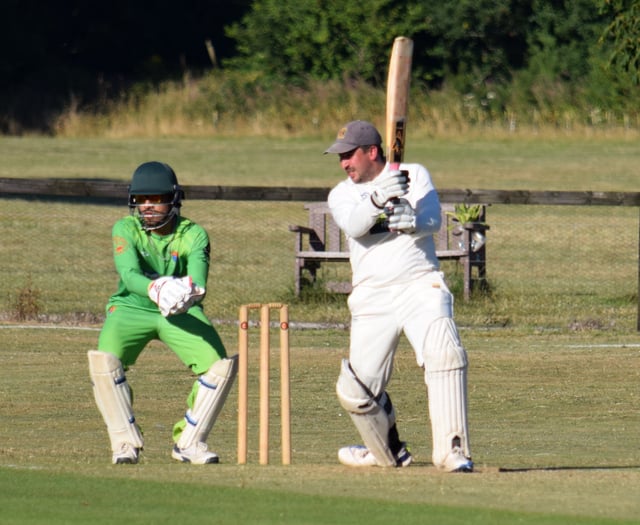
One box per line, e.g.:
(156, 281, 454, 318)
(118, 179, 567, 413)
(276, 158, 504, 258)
(113, 236, 128, 254)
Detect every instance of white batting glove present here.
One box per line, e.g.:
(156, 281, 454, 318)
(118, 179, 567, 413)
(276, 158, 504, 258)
(148, 276, 193, 317)
(370, 169, 409, 208)
(388, 199, 417, 233)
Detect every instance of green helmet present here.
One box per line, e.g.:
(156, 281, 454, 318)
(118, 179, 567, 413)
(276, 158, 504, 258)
(128, 161, 184, 231)
(129, 161, 180, 195)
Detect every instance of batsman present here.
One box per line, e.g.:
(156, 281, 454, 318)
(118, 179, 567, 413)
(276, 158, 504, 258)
(324, 121, 473, 472)
(87, 161, 237, 465)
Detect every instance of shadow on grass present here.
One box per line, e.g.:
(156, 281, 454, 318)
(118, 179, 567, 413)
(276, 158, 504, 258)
(499, 465, 640, 472)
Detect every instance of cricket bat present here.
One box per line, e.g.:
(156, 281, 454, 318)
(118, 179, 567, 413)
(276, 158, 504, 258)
(385, 36, 414, 170)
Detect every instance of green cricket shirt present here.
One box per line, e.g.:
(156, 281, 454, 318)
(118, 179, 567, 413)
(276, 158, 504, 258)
(108, 215, 211, 312)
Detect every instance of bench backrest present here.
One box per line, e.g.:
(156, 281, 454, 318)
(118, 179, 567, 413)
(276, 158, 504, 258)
(304, 202, 349, 252)
(303, 201, 483, 254)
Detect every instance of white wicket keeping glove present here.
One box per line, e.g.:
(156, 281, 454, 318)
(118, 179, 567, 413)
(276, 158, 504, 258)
(388, 199, 417, 233)
(370, 169, 409, 208)
(148, 276, 193, 317)
(169, 277, 206, 316)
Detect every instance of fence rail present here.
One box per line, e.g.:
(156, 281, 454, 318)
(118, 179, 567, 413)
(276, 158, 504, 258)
(2, 177, 640, 206)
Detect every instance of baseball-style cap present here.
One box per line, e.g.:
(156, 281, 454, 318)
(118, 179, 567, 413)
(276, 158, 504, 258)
(324, 120, 382, 154)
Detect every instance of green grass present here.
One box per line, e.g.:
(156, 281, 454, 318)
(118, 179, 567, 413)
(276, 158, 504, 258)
(1, 134, 639, 191)
(0, 325, 638, 524)
(1, 135, 639, 523)
(1, 135, 639, 330)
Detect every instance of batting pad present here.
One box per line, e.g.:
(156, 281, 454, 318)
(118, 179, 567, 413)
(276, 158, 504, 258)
(426, 367, 471, 468)
(336, 359, 396, 467)
(176, 356, 238, 450)
(422, 317, 471, 467)
(87, 350, 143, 452)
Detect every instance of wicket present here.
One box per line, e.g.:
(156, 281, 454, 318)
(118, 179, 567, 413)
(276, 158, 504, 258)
(237, 303, 291, 465)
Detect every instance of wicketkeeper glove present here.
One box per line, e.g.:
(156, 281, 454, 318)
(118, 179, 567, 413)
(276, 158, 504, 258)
(172, 277, 206, 316)
(387, 199, 417, 234)
(148, 276, 205, 317)
(370, 169, 409, 208)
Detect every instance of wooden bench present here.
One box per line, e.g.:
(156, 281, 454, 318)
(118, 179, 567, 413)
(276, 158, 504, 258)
(289, 202, 489, 300)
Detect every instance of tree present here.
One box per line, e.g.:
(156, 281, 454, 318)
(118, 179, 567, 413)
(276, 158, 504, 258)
(225, 0, 431, 85)
(598, 0, 640, 84)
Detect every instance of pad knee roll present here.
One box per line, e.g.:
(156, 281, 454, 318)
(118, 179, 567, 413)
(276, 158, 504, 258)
(336, 359, 396, 467)
(88, 350, 143, 451)
(422, 317, 467, 373)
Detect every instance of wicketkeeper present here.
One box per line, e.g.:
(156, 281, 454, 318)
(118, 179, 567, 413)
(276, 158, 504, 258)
(88, 161, 236, 465)
(325, 121, 473, 472)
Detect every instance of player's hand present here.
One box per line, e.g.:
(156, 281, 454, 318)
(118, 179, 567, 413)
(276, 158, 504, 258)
(148, 276, 193, 317)
(387, 199, 416, 233)
(168, 277, 206, 316)
(371, 169, 409, 208)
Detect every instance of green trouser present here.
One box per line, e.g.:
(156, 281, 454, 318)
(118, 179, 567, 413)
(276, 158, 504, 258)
(97, 303, 227, 441)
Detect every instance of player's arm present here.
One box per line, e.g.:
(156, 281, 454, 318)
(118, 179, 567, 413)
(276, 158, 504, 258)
(111, 220, 154, 296)
(411, 165, 442, 236)
(328, 182, 388, 239)
(184, 225, 211, 291)
(149, 224, 210, 316)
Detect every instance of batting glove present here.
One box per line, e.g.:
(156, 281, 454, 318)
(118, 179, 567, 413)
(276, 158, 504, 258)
(148, 276, 194, 317)
(387, 199, 417, 233)
(370, 169, 409, 208)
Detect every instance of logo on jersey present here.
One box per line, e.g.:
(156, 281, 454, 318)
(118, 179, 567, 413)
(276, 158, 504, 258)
(113, 236, 128, 255)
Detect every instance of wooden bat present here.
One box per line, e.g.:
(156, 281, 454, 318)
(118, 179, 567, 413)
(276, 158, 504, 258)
(385, 36, 414, 170)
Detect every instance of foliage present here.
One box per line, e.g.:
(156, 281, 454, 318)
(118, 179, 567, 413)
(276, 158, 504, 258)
(9, 276, 41, 321)
(446, 203, 485, 224)
(3, 0, 640, 134)
(598, 0, 640, 84)
(225, 0, 429, 85)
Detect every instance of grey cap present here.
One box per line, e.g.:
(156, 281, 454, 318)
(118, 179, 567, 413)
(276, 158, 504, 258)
(324, 120, 382, 154)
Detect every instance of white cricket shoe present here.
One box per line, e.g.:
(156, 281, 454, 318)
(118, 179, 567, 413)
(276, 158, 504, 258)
(338, 444, 413, 468)
(171, 442, 219, 464)
(112, 443, 140, 464)
(439, 446, 473, 473)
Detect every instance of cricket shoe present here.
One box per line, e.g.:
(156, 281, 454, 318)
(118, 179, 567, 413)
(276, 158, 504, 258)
(171, 442, 219, 464)
(338, 443, 413, 468)
(439, 447, 473, 473)
(112, 442, 140, 464)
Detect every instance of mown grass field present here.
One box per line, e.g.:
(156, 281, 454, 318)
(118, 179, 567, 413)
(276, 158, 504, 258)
(1, 134, 639, 524)
(1, 325, 639, 524)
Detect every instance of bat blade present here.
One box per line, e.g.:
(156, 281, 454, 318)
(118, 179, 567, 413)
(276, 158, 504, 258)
(385, 36, 414, 169)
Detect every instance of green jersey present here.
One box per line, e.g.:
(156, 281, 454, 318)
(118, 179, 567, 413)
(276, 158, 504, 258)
(108, 215, 211, 312)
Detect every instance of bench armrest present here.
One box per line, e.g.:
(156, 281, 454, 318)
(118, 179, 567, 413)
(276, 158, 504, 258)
(288, 224, 316, 235)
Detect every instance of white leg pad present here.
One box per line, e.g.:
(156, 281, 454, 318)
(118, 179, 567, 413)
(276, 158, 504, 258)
(426, 368, 471, 467)
(422, 317, 471, 467)
(176, 356, 238, 450)
(336, 359, 396, 467)
(88, 350, 143, 452)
